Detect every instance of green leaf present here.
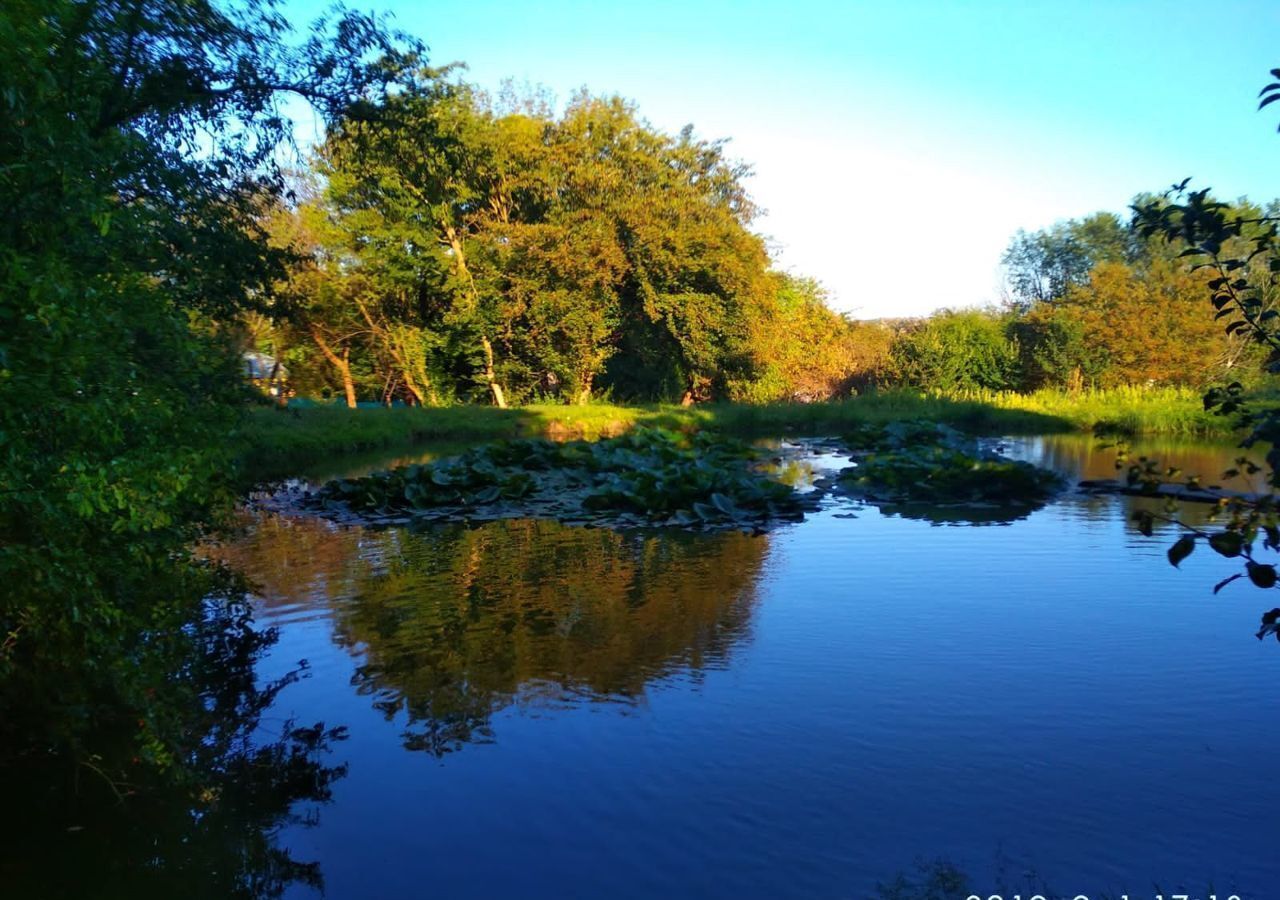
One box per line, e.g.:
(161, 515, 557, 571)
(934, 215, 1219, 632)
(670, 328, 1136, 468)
(1167, 535, 1195, 568)
(1133, 510, 1154, 537)
(710, 492, 739, 516)
(1247, 562, 1277, 589)
(691, 501, 719, 521)
(1264, 525, 1280, 550)
(473, 486, 501, 504)
(1208, 531, 1244, 558)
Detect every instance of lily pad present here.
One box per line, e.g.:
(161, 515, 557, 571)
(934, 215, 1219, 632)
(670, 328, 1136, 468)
(311, 428, 807, 533)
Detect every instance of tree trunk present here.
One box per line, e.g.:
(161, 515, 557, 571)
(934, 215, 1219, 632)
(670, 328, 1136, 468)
(480, 336, 507, 408)
(266, 357, 286, 406)
(441, 224, 506, 408)
(310, 325, 357, 408)
(1066, 365, 1084, 395)
(576, 372, 593, 405)
(401, 373, 427, 407)
(339, 349, 356, 408)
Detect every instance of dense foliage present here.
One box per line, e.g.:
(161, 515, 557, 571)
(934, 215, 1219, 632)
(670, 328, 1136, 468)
(997, 203, 1277, 392)
(265, 81, 773, 406)
(0, 0, 406, 888)
(889, 310, 1020, 392)
(226, 48, 1280, 409)
(256, 94, 1280, 408)
(247, 73, 901, 407)
(734, 276, 894, 402)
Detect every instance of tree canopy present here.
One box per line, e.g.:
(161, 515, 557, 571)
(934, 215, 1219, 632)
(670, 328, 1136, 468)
(287, 76, 783, 406)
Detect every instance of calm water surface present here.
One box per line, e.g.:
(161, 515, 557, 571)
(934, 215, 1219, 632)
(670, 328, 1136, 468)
(223, 434, 1280, 898)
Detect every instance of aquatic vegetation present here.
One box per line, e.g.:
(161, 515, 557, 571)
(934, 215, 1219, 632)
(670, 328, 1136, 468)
(837, 421, 1065, 513)
(315, 428, 807, 531)
(844, 445, 1064, 505)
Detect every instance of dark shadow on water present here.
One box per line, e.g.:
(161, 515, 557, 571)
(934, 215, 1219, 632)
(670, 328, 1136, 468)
(860, 498, 1050, 525)
(0, 597, 348, 900)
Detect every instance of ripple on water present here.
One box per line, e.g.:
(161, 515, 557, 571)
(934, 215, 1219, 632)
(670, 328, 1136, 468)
(211, 436, 1280, 898)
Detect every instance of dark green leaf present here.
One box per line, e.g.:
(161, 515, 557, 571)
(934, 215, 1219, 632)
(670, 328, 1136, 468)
(1208, 531, 1244, 558)
(1247, 562, 1277, 589)
(1167, 535, 1196, 568)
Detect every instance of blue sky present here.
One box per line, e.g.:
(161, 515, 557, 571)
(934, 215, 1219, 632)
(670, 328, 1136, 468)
(283, 0, 1280, 317)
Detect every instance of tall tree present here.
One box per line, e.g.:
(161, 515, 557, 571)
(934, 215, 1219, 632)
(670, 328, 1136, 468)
(0, 0, 408, 791)
(263, 199, 373, 406)
(315, 81, 776, 405)
(1002, 212, 1135, 308)
(1055, 259, 1229, 386)
(550, 97, 773, 403)
(322, 72, 515, 406)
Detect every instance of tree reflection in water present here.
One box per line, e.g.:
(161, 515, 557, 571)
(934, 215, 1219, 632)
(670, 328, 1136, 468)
(222, 515, 770, 756)
(0, 594, 348, 900)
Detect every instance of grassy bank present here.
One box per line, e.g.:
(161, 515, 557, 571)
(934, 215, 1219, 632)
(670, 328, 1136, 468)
(948, 385, 1232, 436)
(240, 386, 1240, 478)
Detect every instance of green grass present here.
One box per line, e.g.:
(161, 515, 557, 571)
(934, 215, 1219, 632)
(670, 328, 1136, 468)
(948, 385, 1231, 436)
(239, 386, 1242, 479)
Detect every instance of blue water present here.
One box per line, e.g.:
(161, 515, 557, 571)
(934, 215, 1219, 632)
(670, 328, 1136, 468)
(228, 436, 1279, 898)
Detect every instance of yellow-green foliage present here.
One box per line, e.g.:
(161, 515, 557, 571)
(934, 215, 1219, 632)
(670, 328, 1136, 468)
(732, 275, 894, 402)
(948, 385, 1225, 435)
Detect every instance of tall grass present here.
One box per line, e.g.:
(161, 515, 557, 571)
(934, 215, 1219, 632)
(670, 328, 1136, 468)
(240, 387, 1240, 478)
(945, 385, 1229, 436)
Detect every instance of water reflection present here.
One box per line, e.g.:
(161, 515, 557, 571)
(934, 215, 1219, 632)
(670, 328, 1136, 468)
(1006, 433, 1271, 492)
(1007, 432, 1271, 531)
(0, 597, 348, 900)
(218, 516, 769, 755)
(860, 498, 1048, 525)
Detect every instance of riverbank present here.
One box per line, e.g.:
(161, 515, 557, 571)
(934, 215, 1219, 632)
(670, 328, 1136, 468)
(239, 386, 1241, 478)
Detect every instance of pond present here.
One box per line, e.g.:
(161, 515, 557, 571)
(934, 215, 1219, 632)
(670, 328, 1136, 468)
(218, 433, 1278, 898)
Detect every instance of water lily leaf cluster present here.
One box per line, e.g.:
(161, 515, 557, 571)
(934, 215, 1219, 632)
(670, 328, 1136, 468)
(315, 429, 808, 531)
(836, 421, 1065, 507)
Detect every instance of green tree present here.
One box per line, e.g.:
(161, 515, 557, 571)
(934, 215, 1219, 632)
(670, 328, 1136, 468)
(321, 71, 515, 406)
(1007, 306, 1105, 391)
(890, 309, 1019, 392)
(1002, 212, 1136, 308)
(734, 274, 892, 402)
(1003, 197, 1274, 389)
(262, 197, 377, 406)
(573, 103, 773, 403)
(316, 82, 776, 405)
(1055, 258, 1228, 387)
(0, 0, 407, 802)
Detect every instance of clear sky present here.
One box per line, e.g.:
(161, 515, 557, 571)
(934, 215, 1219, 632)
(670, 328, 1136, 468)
(283, 0, 1280, 318)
